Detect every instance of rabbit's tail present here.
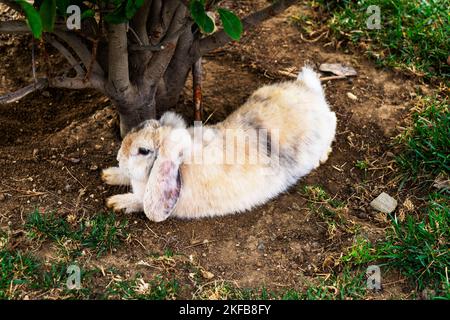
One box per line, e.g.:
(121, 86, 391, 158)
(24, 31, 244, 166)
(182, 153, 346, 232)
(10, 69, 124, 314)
(297, 66, 323, 95)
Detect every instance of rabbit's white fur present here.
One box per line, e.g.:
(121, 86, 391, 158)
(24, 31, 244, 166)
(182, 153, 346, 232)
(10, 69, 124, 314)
(103, 66, 337, 222)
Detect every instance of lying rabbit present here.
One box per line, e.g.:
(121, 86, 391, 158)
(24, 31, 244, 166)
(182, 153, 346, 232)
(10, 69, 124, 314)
(102, 66, 337, 222)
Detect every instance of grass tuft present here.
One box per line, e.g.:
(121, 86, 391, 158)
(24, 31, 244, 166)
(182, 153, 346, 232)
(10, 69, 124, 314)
(396, 95, 449, 178)
(314, 0, 450, 80)
(379, 193, 449, 298)
(26, 210, 128, 257)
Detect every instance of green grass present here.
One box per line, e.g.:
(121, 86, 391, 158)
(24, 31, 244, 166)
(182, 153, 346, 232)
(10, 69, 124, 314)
(0, 251, 40, 299)
(301, 185, 357, 238)
(26, 210, 128, 256)
(379, 193, 449, 298)
(0, 250, 95, 299)
(396, 94, 450, 178)
(315, 0, 450, 80)
(339, 193, 449, 299)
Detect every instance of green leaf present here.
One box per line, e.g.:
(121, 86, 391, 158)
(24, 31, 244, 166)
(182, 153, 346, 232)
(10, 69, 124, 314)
(125, 0, 134, 19)
(189, 0, 214, 34)
(217, 8, 243, 40)
(125, 0, 145, 19)
(39, 0, 57, 32)
(105, 5, 128, 24)
(56, 0, 69, 16)
(81, 9, 95, 20)
(16, 1, 43, 39)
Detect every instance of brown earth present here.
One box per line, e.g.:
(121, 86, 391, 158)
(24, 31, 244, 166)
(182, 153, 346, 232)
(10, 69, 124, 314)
(0, 1, 430, 299)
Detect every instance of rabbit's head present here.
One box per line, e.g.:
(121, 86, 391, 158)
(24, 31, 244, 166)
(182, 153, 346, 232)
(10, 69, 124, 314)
(116, 112, 186, 183)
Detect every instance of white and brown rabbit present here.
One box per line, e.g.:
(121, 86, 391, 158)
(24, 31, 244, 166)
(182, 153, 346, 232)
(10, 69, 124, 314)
(102, 66, 337, 222)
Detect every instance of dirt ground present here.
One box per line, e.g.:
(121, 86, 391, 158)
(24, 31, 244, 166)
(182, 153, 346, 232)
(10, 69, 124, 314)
(0, 1, 429, 299)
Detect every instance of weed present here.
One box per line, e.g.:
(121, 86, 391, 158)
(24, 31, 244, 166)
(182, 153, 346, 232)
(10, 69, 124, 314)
(378, 193, 449, 298)
(26, 210, 128, 257)
(315, 0, 450, 80)
(396, 95, 449, 178)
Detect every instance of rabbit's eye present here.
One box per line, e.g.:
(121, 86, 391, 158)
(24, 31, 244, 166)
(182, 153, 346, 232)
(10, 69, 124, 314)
(138, 147, 152, 156)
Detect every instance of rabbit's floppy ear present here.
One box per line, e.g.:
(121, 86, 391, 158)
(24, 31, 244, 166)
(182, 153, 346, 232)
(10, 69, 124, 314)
(143, 129, 191, 222)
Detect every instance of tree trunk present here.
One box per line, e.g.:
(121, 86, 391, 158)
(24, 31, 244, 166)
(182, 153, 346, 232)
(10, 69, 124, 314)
(116, 97, 157, 137)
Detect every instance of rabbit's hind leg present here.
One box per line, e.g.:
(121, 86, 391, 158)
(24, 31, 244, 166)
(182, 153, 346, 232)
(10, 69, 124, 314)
(320, 147, 332, 164)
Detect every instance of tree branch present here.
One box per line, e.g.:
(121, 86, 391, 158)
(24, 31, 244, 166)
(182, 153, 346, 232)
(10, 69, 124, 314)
(0, 78, 47, 104)
(53, 30, 104, 77)
(131, 0, 152, 46)
(0, 74, 105, 104)
(197, 0, 298, 57)
(0, 20, 67, 33)
(143, 3, 187, 87)
(106, 23, 134, 97)
(44, 34, 85, 76)
(0, 20, 104, 79)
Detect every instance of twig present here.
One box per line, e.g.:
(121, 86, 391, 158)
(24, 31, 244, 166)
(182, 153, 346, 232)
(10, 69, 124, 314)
(192, 58, 203, 121)
(0, 78, 48, 104)
(64, 167, 86, 189)
(31, 39, 37, 84)
(84, 38, 99, 82)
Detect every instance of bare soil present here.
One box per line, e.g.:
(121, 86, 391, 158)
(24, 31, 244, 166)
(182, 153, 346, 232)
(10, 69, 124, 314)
(0, 1, 428, 299)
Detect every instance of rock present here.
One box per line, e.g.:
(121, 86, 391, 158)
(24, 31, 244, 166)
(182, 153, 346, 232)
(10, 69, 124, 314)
(257, 241, 265, 251)
(370, 192, 398, 213)
(0, 193, 5, 202)
(357, 212, 368, 219)
(89, 164, 98, 171)
(347, 92, 358, 101)
(69, 158, 81, 164)
(201, 270, 215, 279)
(94, 144, 102, 150)
(319, 63, 357, 77)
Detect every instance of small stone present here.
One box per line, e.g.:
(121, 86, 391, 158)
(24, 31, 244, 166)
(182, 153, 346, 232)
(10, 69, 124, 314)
(347, 92, 358, 101)
(42, 91, 50, 97)
(32, 148, 39, 157)
(0, 193, 5, 201)
(89, 164, 98, 171)
(257, 241, 265, 251)
(69, 158, 81, 164)
(370, 192, 398, 213)
(386, 151, 395, 158)
(357, 212, 368, 219)
(201, 270, 215, 279)
(94, 144, 102, 150)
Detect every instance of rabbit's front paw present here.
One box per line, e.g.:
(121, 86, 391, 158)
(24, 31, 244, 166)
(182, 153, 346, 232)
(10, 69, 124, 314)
(106, 193, 142, 213)
(102, 167, 130, 186)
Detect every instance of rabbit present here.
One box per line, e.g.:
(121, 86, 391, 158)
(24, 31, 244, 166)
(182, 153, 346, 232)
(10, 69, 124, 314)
(102, 66, 337, 222)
